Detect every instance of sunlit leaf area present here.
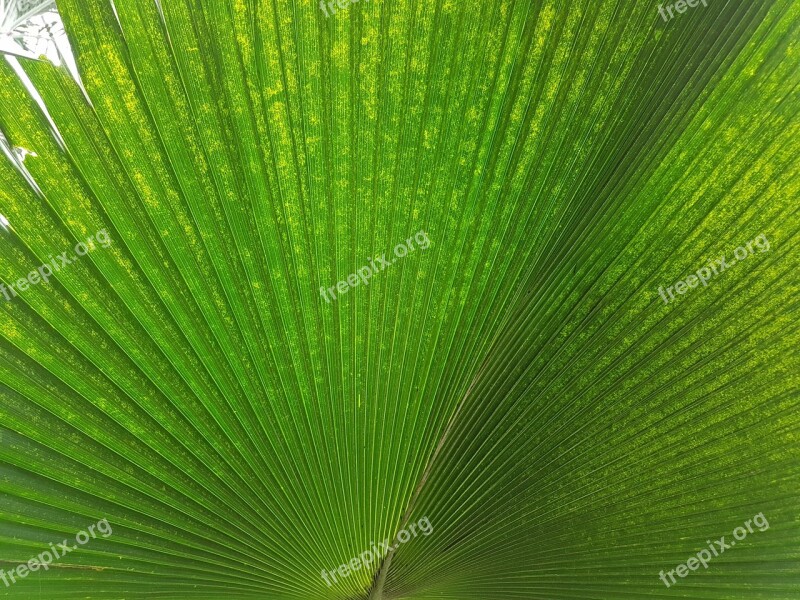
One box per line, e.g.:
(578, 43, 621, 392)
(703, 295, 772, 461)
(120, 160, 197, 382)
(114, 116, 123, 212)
(0, 0, 798, 598)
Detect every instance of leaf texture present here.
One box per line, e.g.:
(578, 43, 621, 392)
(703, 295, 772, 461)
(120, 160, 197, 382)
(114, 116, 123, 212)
(0, 0, 798, 598)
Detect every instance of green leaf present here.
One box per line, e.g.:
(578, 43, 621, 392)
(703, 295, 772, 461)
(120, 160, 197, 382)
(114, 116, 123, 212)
(0, 0, 798, 598)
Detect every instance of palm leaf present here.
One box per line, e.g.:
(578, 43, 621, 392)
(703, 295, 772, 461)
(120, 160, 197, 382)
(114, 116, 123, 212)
(0, 0, 798, 598)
